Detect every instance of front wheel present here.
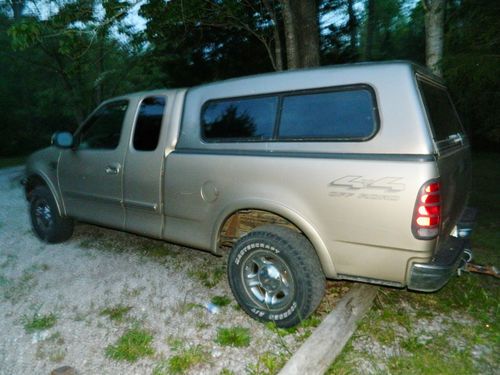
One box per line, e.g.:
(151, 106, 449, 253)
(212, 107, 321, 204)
(30, 186, 74, 243)
(228, 225, 325, 328)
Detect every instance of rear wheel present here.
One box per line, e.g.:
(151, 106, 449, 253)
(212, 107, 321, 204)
(228, 225, 325, 327)
(30, 186, 74, 243)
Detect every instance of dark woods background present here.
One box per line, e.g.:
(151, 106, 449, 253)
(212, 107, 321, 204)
(1, 0, 498, 157)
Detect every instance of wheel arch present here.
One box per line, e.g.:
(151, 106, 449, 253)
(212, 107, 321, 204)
(24, 172, 65, 216)
(212, 199, 337, 278)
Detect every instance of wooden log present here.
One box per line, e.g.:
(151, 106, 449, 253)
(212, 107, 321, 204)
(278, 284, 379, 375)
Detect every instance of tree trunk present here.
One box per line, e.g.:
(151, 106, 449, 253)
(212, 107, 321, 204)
(281, 0, 320, 69)
(364, 0, 375, 60)
(282, 0, 301, 69)
(262, 0, 284, 71)
(347, 0, 357, 56)
(296, 0, 320, 67)
(423, 0, 446, 77)
(9, 0, 25, 21)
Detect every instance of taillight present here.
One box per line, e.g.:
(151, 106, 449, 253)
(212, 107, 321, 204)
(412, 180, 441, 239)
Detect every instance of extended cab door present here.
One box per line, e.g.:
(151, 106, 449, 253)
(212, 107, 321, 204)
(122, 95, 169, 238)
(58, 100, 130, 228)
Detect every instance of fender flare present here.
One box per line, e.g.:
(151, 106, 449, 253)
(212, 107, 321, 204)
(211, 198, 337, 278)
(25, 171, 65, 217)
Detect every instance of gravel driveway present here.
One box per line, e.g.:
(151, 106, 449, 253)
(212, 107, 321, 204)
(0, 167, 346, 375)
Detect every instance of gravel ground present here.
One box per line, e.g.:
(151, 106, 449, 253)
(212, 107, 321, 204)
(0, 168, 346, 375)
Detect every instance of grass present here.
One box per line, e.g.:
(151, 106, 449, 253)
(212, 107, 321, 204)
(99, 305, 132, 322)
(247, 352, 288, 375)
(215, 326, 251, 347)
(105, 327, 155, 362)
(153, 345, 208, 375)
(327, 151, 500, 374)
(211, 295, 232, 307)
(22, 313, 57, 333)
(188, 265, 225, 288)
(153, 339, 209, 375)
(0, 156, 26, 169)
(3, 271, 38, 302)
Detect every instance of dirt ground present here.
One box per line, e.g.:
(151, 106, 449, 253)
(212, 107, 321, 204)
(0, 167, 323, 375)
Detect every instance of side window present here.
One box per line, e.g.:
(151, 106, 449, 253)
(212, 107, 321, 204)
(202, 96, 278, 141)
(79, 100, 128, 150)
(417, 79, 464, 142)
(278, 89, 377, 140)
(133, 96, 166, 151)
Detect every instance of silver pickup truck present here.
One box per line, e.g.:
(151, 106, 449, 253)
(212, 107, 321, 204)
(24, 61, 474, 327)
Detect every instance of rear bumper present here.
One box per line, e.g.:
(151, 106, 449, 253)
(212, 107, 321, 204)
(408, 207, 476, 292)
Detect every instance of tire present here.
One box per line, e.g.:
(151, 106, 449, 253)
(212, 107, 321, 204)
(30, 186, 74, 243)
(228, 225, 325, 328)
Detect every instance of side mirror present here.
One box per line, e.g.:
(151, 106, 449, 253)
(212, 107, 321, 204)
(51, 131, 74, 149)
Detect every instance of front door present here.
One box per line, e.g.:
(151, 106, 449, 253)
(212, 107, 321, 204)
(58, 100, 130, 229)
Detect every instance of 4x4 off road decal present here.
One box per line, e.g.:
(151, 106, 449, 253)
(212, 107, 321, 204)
(328, 176, 405, 201)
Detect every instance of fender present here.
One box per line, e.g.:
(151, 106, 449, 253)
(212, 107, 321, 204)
(25, 149, 66, 217)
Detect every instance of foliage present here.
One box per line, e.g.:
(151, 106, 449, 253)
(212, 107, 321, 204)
(443, 0, 500, 147)
(0, 1, 498, 155)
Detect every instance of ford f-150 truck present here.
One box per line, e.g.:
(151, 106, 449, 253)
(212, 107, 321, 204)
(24, 61, 474, 327)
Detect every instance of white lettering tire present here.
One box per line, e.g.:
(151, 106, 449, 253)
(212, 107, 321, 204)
(228, 225, 325, 328)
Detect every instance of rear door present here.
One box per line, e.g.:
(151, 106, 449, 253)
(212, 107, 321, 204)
(417, 77, 472, 237)
(123, 95, 169, 238)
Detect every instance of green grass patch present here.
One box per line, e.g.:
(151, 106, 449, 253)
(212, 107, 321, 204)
(155, 345, 208, 374)
(22, 313, 57, 333)
(210, 295, 231, 307)
(247, 351, 287, 375)
(215, 326, 251, 347)
(188, 266, 225, 288)
(105, 328, 154, 362)
(100, 305, 132, 322)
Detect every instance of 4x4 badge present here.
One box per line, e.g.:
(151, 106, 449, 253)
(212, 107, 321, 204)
(329, 176, 406, 192)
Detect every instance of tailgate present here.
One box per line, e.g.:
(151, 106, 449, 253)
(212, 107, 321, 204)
(417, 77, 472, 238)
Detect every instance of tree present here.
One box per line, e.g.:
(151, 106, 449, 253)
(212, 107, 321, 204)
(282, 0, 320, 68)
(8, 0, 142, 122)
(140, 0, 321, 72)
(5, 0, 25, 20)
(422, 0, 446, 76)
(364, 0, 375, 59)
(346, 0, 358, 56)
(443, 0, 500, 146)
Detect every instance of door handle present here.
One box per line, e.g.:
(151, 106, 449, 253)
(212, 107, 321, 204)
(105, 163, 121, 175)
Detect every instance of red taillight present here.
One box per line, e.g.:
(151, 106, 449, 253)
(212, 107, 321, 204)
(412, 180, 441, 239)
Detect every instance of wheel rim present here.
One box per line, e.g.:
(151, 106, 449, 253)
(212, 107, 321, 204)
(241, 250, 295, 311)
(34, 199, 53, 232)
